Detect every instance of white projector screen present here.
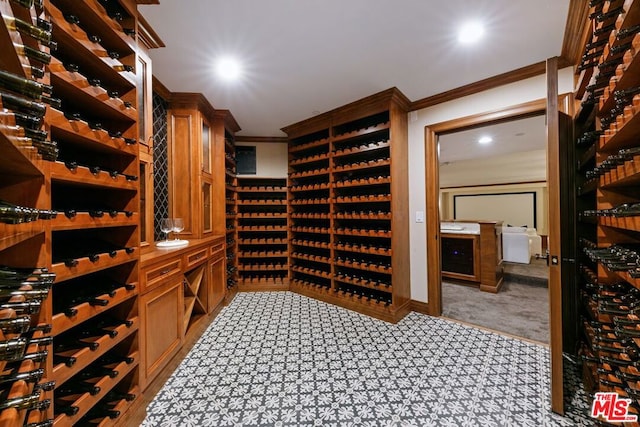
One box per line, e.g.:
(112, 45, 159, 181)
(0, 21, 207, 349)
(453, 192, 536, 228)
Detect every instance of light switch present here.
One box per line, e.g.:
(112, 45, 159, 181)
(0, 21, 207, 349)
(415, 211, 424, 223)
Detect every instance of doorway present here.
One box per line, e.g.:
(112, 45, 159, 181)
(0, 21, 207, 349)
(436, 113, 549, 343)
(424, 99, 547, 316)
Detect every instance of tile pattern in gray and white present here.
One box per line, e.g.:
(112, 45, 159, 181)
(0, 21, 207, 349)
(142, 292, 592, 426)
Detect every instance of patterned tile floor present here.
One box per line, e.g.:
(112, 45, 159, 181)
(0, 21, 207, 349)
(143, 292, 593, 426)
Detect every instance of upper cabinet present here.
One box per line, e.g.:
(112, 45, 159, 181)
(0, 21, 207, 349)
(166, 93, 240, 240)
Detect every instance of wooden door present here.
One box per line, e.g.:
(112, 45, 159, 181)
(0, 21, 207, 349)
(547, 57, 573, 415)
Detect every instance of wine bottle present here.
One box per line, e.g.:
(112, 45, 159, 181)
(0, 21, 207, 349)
(0, 278, 54, 291)
(53, 353, 76, 367)
(614, 86, 640, 101)
(63, 14, 80, 25)
(10, 349, 48, 364)
(0, 265, 51, 280)
(28, 335, 53, 347)
(54, 403, 80, 416)
(105, 390, 136, 402)
(0, 315, 31, 334)
(55, 339, 99, 352)
(581, 49, 604, 62)
(14, 43, 51, 65)
(24, 420, 53, 427)
(0, 299, 42, 314)
(13, 110, 43, 130)
(617, 24, 640, 40)
(113, 64, 134, 73)
(0, 287, 49, 301)
(56, 381, 101, 396)
(0, 90, 46, 117)
(0, 391, 42, 411)
(96, 353, 134, 365)
(595, 6, 625, 22)
(0, 337, 27, 361)
(84, 404, 120, 420)
(0, 200, 38, 224)
(78, 366, 119, 379)
(28, 65, 45, 79)
(2, 15, 52, 45)
(33, 380, 55, 392)
(0, 368, 44, 385)
(41, 95, 61, 109)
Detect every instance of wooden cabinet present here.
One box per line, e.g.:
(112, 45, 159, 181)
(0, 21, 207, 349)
(282, 88, 411, 323)
(139, 276, 183, 391)
(167, 95, 240, 241)
(572, 0, 640, 409)
(139, 236, 225, 389)
(208, 250, 226, 312)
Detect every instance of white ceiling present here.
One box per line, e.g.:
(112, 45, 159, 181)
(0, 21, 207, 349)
(438, 114, 547, 164)
(139, 0, 570, 137)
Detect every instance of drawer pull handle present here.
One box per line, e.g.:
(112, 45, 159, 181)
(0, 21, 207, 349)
(160, 269, 171, 275)
(193, 254, 203, 260)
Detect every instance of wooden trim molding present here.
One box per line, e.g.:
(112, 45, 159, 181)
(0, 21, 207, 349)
(214, 109, 241, 133)
(170, 93, 216, 119)
(411, 62, 546, 112)
(152, 76, 172, 102)
(282, 87, 410, 136)
(440, 180, 547, 190)
(432, 99, 547, 134)
(137, 12, 165, 49)
(235, 136, 289, 143)
(560, 0, 592, 67)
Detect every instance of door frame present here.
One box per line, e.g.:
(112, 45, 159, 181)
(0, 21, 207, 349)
(424, 98, 547, 316)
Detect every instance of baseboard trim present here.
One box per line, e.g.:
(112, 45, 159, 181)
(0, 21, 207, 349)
(410, 299, 432, 315)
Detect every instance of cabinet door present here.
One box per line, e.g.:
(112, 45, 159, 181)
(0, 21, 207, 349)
(202, 120, 211, 174)
(209, 253, 225, 312)
(202, 179, 213, 234)
(168, 109, 197, 238)
(139, 277, 184, 389)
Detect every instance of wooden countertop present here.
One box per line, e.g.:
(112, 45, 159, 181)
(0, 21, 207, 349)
(141, 235, 225, 267)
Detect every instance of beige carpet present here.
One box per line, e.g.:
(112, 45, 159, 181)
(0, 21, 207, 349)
(442, 279, 549, 343)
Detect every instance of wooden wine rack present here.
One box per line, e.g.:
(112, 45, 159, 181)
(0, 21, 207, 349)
(0, 0, 143, 425)
(283, 88, 411, 323)
(236, 178, 289, 290)
(224, 132, 238, 298)
(573, 0, 640, 417)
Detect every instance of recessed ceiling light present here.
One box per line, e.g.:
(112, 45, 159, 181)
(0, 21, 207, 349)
(478, 136, 493, 144)
(458, 21, 485, 44)
(215, 57, 242, 81)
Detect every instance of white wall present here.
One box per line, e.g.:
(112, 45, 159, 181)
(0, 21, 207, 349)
(236, 141, 288, 178)
(408, 67, 574, 303)
(440, 182, 548, 235)
(439, 149, 547, 188)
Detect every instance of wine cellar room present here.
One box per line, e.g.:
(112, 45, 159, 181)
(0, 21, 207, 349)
(1, 0, 639, 426)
